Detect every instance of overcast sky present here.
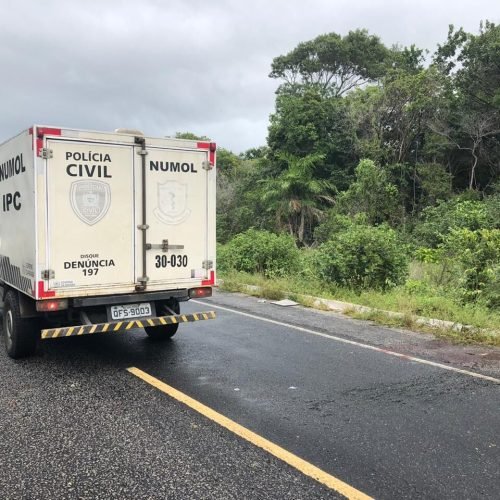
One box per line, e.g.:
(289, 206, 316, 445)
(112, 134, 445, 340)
(1, 0, 498, 152)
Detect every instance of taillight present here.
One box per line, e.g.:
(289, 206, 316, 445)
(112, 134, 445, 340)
(189, 287, 212, 298)
(36, 299, 68, 312)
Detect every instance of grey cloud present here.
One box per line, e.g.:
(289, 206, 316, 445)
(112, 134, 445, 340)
(1, 0, 498, 152)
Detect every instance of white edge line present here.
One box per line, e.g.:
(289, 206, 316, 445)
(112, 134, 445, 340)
(191, 300, 500, 385)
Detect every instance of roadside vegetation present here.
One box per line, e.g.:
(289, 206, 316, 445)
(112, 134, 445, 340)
(187, 22, 500, 344)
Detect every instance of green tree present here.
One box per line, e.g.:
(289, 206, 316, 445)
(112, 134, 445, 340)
(390, 44, 426, 74)
(435, 21, 500, 112)
(433, 22, 500, 190)
(267, 88, 358, 188)
(346, 86, 386, 163)
(336, 159, 399, 225)
(216, 154, 271, 243)
(239, 146, 269, 160)
(261, 152, 334, 246)
(174, 131, 210, 141)
(415, 163, 453, 206)
(346, 65, 450, 213)
(378, 67, 446, 165)
(216, 148, 241, 176)
(269, 29, 389, 97)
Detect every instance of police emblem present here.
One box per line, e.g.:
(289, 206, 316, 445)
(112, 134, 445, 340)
(154, 181, 191, 224)
(70, 180, 111, 226)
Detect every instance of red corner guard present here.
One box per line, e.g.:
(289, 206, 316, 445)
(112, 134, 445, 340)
(29, 127, 62, 157)
(197, 142, 216, 166)
(201, 270, 215, 286)
(37, 281, 55, 298)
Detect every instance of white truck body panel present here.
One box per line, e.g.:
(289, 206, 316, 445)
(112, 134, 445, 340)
(0, 126, 216, 301)
(0, 129, 36, 297)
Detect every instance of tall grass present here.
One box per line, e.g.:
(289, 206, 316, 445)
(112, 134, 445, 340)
(219, 268, 500, 333)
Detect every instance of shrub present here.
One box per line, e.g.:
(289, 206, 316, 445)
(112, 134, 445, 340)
(413, 196, 497, 248)
(439, 228, 500, 307)
(218, 229, 300, 278)
(335, 159, 399, 225)
(317, 224, 408, 290)
(404, 279, 432, 296)
(314, 212, 368, 244)
(297, 248, 321, 280)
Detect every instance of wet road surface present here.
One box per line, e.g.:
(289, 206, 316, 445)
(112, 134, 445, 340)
(0, 290, 498, 499)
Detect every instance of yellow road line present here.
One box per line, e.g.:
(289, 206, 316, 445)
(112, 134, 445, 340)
(127, 367, 372, 500)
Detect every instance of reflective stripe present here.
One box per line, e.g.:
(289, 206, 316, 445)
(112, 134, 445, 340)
(40, 311, 216, 339)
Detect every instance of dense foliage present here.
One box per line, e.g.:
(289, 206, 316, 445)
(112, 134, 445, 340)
(316, 224, 408, 290)
(217, 229, 300, 278)
(211, 21, 499, 311)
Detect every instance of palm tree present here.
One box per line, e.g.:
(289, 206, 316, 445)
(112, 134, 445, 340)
(261, 152, 335, 245)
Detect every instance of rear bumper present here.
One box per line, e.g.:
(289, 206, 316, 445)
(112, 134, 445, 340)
(71, 289, 191, 307)
(40, 310, 216, 339)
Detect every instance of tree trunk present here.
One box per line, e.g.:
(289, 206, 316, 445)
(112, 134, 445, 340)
(298, 211, 305, 245)
(469, 149, 478, 190)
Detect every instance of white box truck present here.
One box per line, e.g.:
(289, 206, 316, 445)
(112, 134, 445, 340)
(0, 125, 216, 358)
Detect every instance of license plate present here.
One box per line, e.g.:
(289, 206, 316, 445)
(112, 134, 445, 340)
(110, 303, 152, 320)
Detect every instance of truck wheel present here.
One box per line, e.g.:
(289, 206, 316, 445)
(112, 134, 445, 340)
(3, 291, 39, 358)
(145, 299, 180, 340)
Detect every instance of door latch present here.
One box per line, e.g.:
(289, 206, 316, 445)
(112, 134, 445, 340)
(145, 239, 185, 252)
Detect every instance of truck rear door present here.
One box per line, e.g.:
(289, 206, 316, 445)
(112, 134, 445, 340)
(45, 139, 136, 293)
(136, 143, 211, 288)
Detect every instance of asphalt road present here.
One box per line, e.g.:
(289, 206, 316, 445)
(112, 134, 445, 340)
(0, 290, 499, 499)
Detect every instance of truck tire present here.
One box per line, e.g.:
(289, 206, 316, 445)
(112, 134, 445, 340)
(145, 299, 180, 340)
(3, 291, 39, 358)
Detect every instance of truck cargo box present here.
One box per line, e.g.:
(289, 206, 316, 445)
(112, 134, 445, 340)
(0, 126, 216, 357)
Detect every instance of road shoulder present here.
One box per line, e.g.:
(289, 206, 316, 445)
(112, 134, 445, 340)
(202, 290, 500, 379)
